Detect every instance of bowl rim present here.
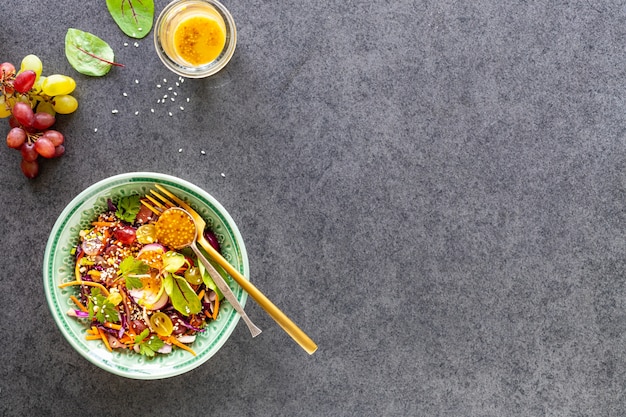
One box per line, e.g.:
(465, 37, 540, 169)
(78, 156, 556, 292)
(43, 172, 248, 379)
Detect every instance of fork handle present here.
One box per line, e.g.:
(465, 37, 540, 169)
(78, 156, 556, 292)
(190, 242, 262, 338)
(197, 237, 318, 354)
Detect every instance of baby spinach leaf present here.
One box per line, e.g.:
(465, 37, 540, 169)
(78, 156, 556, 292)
(106, 0, 155, 39)
(163, 273, 202, 316)
(65, 28, 120, 76)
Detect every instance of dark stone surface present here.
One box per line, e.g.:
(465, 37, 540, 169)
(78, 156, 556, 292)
(2, 0, 626, 415)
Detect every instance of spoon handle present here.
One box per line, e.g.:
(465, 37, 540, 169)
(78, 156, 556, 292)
(190, 242, 262, 338)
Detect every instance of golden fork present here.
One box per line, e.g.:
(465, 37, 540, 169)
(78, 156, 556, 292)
(144, 184, 318, 354)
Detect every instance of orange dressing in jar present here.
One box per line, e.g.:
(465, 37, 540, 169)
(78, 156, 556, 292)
(173, 14, 226, 66)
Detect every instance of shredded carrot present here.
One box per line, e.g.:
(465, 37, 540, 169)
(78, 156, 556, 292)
(104, 321, 122, 331)
(197, 289, 205, 300)
(85, 334, 102, 341)
(212, 295, 220, 320)
(70, 295, 88, 312)
(168, 336, 196, 356)
(92, 221, 116, 227)
(74, 259, 83, 282)
(90, 325, 99, 335)
(98, 328, 112, 352)
(59, 280, 110, 296)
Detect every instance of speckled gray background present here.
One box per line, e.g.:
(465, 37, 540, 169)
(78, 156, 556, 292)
(1, 0, 626, 416)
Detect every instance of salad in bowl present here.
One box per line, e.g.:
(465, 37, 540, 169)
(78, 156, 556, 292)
(43, 172, 248, 379)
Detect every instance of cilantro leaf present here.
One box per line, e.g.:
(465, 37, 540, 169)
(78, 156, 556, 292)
(87, 288, 120, 323)
(118, 256, 149, 289)
(134, 329, 164, 358)
(115, 195, 141, 223)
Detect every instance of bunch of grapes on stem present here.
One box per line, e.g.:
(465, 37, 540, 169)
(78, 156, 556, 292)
(1, 54, 78, 178)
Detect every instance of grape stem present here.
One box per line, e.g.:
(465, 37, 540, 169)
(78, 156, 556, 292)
(74, 46, 125, 67)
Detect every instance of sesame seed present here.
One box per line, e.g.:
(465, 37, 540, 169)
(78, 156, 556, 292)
(112, 109, 119, 114)
(176, 82, 180, 87)
(171, 97, 175, 102)
(180, 106, 184, 111)
(138, 27, 143, 31)
(157, 84, 161, 88)
(186, 98, 190, 102)
(124, 42, 128, 46)
(168, 112, 173, 116)
(163, 94, 168, 99)
(135, 111, 139, 115)
(135, 79, 139, 84)
(221, 173, 226, 177)
(134, 42, 139, 47)
(94, 128, 98, 132)
(201, 150, 206, 155)
(123, 92, 128, 97)
(163, 78, 167, 83)
(151, 108, 155, 113)
(173, 91, 178, 96)
(178, 148, 183, 153)
(168, 87, 173, 91)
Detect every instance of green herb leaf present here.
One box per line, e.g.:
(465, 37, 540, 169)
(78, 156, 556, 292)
(118, 256, 149, 289)
(134, 329, 164, 357)
(106, 0, 155, 39)
(162, 251, 187, 273)
(163, 273, 202, 316)
(65, 28, 120, 76)
(87, 288, 120, 323)
(115, 195, 141, 223)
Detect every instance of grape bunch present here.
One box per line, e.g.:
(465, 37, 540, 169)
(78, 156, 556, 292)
(1, 54, 78, 178)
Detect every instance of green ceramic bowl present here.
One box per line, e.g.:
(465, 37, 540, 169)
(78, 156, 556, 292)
(43, 172, 248, 379)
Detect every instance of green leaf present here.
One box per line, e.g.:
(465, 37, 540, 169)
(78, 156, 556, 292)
(197, 252, 225, 300)
(163, 273, 202, 316)
(106, 0, 155, 39)
(162, 251, 186, 273)
(134, 329, 164, 358)
(115, 195, 141, 223)
(87, 288, 120, 323)
(118, 256, 149, 289)
(65, 28, 119, 76)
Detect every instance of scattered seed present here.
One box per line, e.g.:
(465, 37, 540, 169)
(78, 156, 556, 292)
(134, 42, 139, 47)
(135, 79, 139, 84)
(112, 109, 119, 114)
(163, 94, 168, 99)
(94, 128, 98, 132)
(180, 106, 184, 111)
(151, 108, 155, 113)
(123, 92, 128, 97)
(163, 78, 167, 83)
(221, 173, 226, 177)
(176, 82, 180, 87)
(135, 111, 139, 115)
(178, 148, 183, 153)
(186, 98, 190, 102)
(201, 150, 206, 155)
(157, 84, 161, 88)
(138, 28, 143, 31)
(124, 42, 129, 47)
(173, 91, 178, 96)
(168, 87, 173, 91)
(168, 112, 173, 116)
(171, 97, 175, 102)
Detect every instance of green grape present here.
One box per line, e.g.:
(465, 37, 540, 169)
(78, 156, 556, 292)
(42, 74, 76, 96)
(33, 75, 46, 94)
(52, 94, 78, 114)
(19, 54, 42, 79)
(36, 101, 56, 116)
(0, 97, 11, 118)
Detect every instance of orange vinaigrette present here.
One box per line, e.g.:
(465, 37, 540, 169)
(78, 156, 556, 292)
(173, 14, 226, 66)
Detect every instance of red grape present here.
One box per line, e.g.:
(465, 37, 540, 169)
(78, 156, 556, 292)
(6, 127, 26, 149)
(34, 137, 56, 158)
(0, 62, 16, 80)
(12, 102, 35, 128)
(32, 112, 55, 130)
(8, 116, 19, 129)
(20, 159, 39, 178)
(13, 70, 36, 93)
(20, 142, 38, 162)
(42, 130, 64, 146)
(54, 145, 65, 157)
